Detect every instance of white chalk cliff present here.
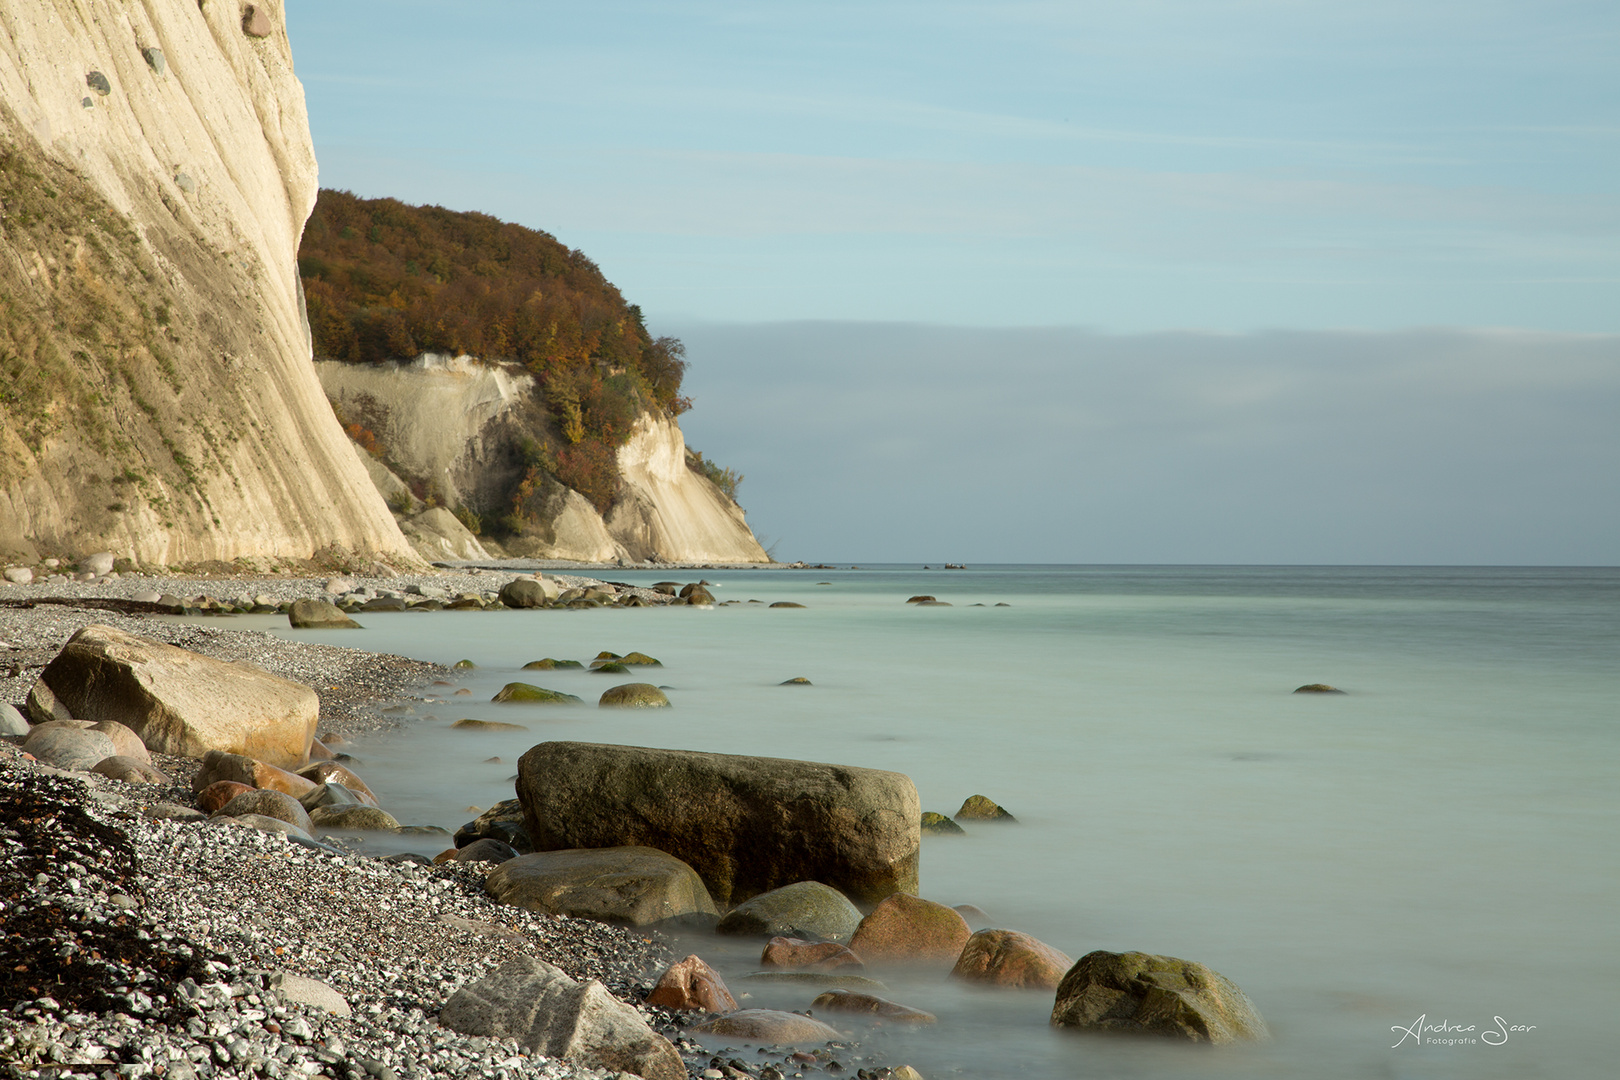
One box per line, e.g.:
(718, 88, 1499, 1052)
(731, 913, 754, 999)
(0, 0, 415, 565)
(317, 355, 768, 564)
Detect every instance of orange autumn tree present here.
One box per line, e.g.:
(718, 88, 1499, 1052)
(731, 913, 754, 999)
(298, 190, 690, 516)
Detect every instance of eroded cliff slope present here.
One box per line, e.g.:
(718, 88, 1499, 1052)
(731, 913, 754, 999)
(0, 0, 414, 565)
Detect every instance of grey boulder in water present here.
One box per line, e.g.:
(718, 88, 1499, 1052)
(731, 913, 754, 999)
(1050, 950, 1270, 1044)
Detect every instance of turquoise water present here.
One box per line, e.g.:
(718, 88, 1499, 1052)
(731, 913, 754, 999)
(271, 566, 1620, 1079)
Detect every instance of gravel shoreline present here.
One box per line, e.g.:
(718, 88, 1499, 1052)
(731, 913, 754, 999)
(0, 574, 896, 1080)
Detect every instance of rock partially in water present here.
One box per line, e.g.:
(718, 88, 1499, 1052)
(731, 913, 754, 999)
(921, 811, 965, 835)
(716, 881, 865, 942)
(523, 658, 583, 670)
(905, 595, 935, 604)
(619, 652, 662, 666)
(453, 717, 531, 732)
(493, 681, 584, 704)
(454, 798, 532, 852)
(451, 837, 520, 865)
(518, 743, 919, 906)
(485, 846, 717, 927)
(760, 937, 865, 972)
(688, 1009, 840, 1045)
(769, 602, 805, 609)
(499, 577, 558, 609)
(848, 893, 972, 968)
(1294, 683, 1346, 694)
(598, 683, 670, 708)
(296, 761, 377, 805)
(441, 955, 684, 1079)
(308, 805, 401, 831)
(954, 794, 1016, 822)
(288, 599, 361, 629)
(646, 954, 736, 1013)
(1050, 950, 1271, 1044)
(591, 662, 631, 675)
(779, 676, 812, 686)
(951, 928, 1073, 990)
(810, 988, 936, 1024)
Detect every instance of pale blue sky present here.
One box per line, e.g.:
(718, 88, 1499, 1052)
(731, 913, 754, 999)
(285, 2, 1620, 562)
(288, 0, 1618, 331)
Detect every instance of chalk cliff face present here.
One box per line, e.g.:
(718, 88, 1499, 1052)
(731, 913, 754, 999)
(0, 0, 415, 565)
(317, 355, 768, 564)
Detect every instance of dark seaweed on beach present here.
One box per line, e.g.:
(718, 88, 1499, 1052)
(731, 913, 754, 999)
(0, 771, 216, 1017)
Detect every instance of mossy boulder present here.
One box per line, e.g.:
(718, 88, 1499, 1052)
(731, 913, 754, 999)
(453, 659, 477, 669)
(523, 658, 583, 670)
(598, 683, 670, 708)
(618, 652, 662, 666)
(1050, 950, 1270, 1044)
(591, 662, 631, 674)
(921, 811, 965, 835)
(955, 794, 1017, 822)
(769, 602, 805, 609)
(779, 677, 812, 686)
(491, 683, 582, 704)
(1294, 683, 1346, 694)
(308, 805, 402, 831)
(593, 650, 622, 660)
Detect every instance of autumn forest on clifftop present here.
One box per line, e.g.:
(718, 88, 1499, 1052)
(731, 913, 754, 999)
(297, 190, 738, 520)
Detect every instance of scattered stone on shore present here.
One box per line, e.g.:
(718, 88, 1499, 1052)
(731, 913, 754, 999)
(194, 749, 317, 798)
(0, 701, 27, 735)
(646, 955, 738, 1013)
(715, 881, 866, 942)
(517, 742, 920, 906)
(213, 788, 315, 833)
(309, 804, 403, 831)
(954, 793, 1017, 822)
(689, 1009, 841, 1045)
(454, 798, 533, 852)
(32, 624, 319, 766)
(289, 598, 362, 629)
(811, 989, 937, 1025)
(920, 811, 966, 835)
(1050, 950, 1271, 1044)
(597, 683, 671, 708)
(21, 720, 118, 770)
(1294, 683, 1346, 694)
(90, 754, 173, 784)
(297, 761, 378, 804)
(485, 846, 719, 927)
(448, 837, 522, 865)
(848, 893, 973, 968)
(198, 778, 256, 812)
(437, 954, 687, 1080)
(951, 928, 1074, 990)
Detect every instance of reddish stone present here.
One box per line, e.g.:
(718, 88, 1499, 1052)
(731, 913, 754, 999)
(950, 928, 1073, 990)
(198, 780, 255, 814)
(645, 955, 736, 1013)
(760, 937, 865, 972)
(304, 737, 336, 762)
(848, 893, 971, 968)
(251, 760, 316, 798)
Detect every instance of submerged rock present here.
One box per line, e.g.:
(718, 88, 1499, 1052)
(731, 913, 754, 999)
(1049, 950, 1270, 1044)
(523, 658, 583, 670)
(810, 989, 936, 1024)
(688, 1009, 839, 1045)
(453, 718, 530, 731)
(1294, 683, 1346, 694)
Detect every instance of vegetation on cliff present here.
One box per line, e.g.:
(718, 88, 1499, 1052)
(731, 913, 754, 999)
(299, 190, 695, 515)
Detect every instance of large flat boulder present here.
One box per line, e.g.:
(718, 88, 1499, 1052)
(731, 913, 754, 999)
(440, 955, 684, 1080)
(516, 741, 920, 905)
(1050, 950, 1270, 1044)
(30, 625, 317, 766)
(485, 846, 718, 927)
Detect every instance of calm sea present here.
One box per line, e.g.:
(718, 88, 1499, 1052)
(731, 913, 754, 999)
(267, 565, 1620, 1080)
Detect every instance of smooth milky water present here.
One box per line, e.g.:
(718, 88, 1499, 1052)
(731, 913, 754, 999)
(265, 566, 1619, 1079)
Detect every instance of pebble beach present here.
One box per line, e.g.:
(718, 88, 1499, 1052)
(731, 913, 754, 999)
(0, 567, 894, 1080)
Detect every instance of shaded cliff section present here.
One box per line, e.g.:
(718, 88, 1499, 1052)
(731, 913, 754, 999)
(0, 0, 416, 567)
(318, 355, 769, 565)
